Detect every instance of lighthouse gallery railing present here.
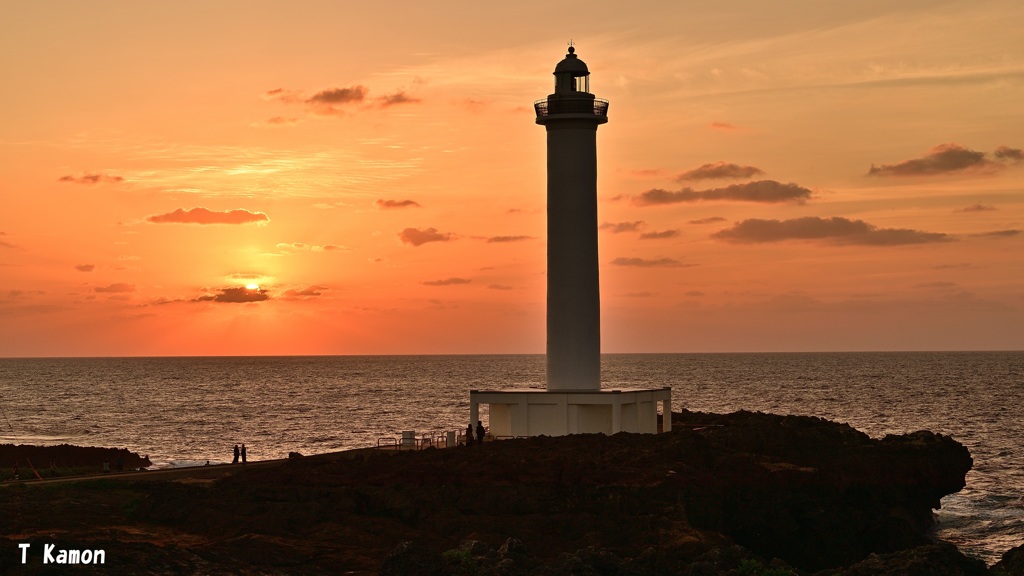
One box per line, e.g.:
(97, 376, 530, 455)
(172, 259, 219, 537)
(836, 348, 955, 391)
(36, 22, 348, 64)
(534, 97, 609, 118)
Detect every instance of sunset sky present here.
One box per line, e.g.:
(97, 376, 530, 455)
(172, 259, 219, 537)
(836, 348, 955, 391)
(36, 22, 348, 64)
(2, 1, 1023, 356)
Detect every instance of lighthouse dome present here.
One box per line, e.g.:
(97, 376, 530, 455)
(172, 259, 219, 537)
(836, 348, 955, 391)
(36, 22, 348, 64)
(553, 46, 589, 75)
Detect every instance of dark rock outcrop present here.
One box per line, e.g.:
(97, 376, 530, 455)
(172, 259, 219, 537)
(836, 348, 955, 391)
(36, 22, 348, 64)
(830, 542, 989, 576)
(993, 542, 1024, 575)
(1, 443, 151, 477)
(670, 411, 973, 569)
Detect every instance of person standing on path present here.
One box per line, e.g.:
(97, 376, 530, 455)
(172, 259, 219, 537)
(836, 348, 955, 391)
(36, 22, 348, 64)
(241, 443, 247, 464)
(465, 424, 474, 446)
(233, 444, 240, 464)
(476, 420, 486, 444)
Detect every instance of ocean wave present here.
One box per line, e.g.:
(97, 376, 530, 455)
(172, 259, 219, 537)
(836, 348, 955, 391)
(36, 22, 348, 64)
(0, 433, 85, 444)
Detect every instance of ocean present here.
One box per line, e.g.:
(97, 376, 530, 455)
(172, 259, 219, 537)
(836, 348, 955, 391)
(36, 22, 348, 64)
(0, 352, 1021, 564)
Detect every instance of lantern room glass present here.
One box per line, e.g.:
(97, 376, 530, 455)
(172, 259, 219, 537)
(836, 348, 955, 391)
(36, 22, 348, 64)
(555, 73, 590, 94)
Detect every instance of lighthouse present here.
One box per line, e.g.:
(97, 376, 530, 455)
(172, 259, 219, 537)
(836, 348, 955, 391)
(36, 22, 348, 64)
(536, 45, 608, 392)
(468, 46, 671, 438)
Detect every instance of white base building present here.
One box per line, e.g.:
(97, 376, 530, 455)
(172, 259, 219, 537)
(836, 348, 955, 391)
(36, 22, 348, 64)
(470, 387, 672, 437)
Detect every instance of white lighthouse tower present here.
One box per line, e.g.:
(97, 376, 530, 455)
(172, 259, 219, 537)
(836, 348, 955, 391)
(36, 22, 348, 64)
(469, 46, 671, 438)
(537, 44, 605, 392)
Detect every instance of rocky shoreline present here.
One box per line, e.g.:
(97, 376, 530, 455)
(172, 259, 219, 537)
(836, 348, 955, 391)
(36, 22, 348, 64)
(1, 443, 152, 479)
(2, 411, 1022, 575)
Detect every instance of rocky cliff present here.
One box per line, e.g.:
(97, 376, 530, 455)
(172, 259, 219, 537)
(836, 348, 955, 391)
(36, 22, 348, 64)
(140, 410, 974, 574)
(0, 411, 990, 575)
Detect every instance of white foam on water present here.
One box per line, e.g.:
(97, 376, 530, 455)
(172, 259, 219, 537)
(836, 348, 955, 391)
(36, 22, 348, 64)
(0, 434, 78, 444)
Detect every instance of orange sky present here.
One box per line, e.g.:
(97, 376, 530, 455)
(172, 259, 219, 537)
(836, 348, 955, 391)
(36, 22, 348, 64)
(2, 1, 1023, 356)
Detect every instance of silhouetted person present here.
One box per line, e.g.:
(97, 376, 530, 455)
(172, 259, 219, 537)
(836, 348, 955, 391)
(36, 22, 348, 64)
(233, 444, 240, 464)
(49, 460, 57, 477)
(102, 460, 110, 474)
(241, 444, 247, 464)
(465, 424, 474, 446)
(477, 420, 486, 444)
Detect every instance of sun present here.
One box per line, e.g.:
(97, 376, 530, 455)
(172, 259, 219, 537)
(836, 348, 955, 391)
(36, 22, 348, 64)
(245, 283, 260, 291)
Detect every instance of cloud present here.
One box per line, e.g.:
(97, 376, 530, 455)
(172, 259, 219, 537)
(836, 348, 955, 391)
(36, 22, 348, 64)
(227, 273, 264, 281)
(422, 277, 471, 286)
(600, 221, 645, 233)
(75, 264, 95, 272)
(267, 85, 368, 116)
(0, 232, 15, 249)
(677, 162, 764, 182)
(8, 289, 47, 298)
(487, 284, 514, 291)
(972, 229, 1021, 238)
(195, 286, 270, 303)
(264, 88, 302, 103)
(269, 84, 420, 116)
(276, 242, 345, 252)
(689, 217, 727, 225)
(147, 207, 269, 225)
(631, 180, 812, 206)
(639, 229, 680, 240)
(461, 97, 489, 111)
(624, 291, 654, 297)
(610, 257, 689, 268)
(399, 227, 454, 246)
(308, 86, 367, 105)
(264, 116, 299, 127)
(915, 281, 958, 290)
(956, 204, 997, 213)
(281, 285, 327, 298)
(712, 217, 953, 246)
(994, 146, 1024, 161)
(58, 173, 123, 185)
(95, 283, 135, 293)
(867, 143, 1002, 176)
(486, 235, 533, 243)
(377, 91, 420, 107)
(621, 168, 665, 178)
(375, 199, 421, 209)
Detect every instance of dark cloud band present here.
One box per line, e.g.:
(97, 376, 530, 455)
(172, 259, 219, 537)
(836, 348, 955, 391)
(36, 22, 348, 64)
(376, 199, 422, 209)
(677, 162, 764, 182)
(599, 221, 645, 233)
(868, 143, 1021, 177)
(195, 287, 269, 303)
(631, 180, 811, 206)
(147, 208, 269, 225)
(59, 173, 123, 185)
(712, 217, 952, 246)
(610, 257, 689, 268)
(399, 227, 454, 246)
(423, 277, 471, 286)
